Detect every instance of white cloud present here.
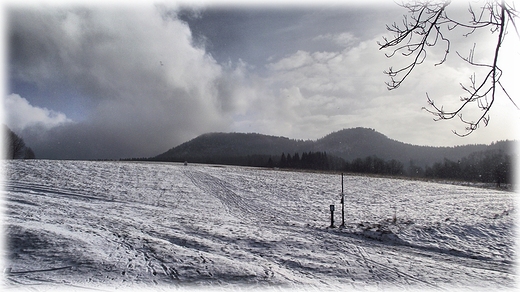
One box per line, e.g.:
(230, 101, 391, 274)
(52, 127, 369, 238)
(230, 31, 519, 145)
(4, 93, 72, 131)
(267, 50, 315, 71)
(231, 39, 390, 139)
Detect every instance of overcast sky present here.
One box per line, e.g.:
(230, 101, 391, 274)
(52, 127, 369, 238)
(4, 1, 519, 159)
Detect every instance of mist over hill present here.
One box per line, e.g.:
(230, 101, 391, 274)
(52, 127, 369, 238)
(154, 127, 516, 168)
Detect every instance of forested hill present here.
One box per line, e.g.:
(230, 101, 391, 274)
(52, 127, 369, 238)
(312, 128, 515, 167)
(153, 127, 516, 168)
(156, 132, 312, 159)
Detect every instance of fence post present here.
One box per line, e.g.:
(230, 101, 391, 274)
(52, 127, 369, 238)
(329, 204, 335, 228)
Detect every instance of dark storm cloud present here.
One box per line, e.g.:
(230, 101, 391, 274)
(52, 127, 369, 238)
(178, 4, 402, 67)
(9, 7, 117, 100)
(7, 5, 238, 159)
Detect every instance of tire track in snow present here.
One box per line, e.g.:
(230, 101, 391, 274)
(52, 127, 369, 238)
(331, 226, 510, 290)
(304, 227, 443, 289)
(5, 181, 120, 203)
(355, 245, 441, 290)
(183, 169, 257, 222)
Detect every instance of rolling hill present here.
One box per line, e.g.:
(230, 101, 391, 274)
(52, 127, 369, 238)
(154, 127, 516, 168)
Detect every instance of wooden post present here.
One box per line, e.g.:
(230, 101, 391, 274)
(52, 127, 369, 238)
(330, 205, 335, 228)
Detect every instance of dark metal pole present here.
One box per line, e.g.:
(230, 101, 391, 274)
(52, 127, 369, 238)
(340, 173, 345, 227)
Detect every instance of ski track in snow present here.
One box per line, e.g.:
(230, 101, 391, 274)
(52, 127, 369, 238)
(2, 160, 517, 291)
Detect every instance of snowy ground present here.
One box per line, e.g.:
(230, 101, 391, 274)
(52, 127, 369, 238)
(2, 160, 517, 291)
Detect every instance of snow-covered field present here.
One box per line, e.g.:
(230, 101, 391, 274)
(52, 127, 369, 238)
(2, 160, 517, 291)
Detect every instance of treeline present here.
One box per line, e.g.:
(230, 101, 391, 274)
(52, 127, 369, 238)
(273, 150, 515, 186)
(344, 156, 404, 176)
(275, 151, 338, 170)
(143, 148, 515, 187)
(142, 151, 343, 170)
(274, 152, 405, 176)
(3, 125, 35, 159)
(421, 150, 514, 186)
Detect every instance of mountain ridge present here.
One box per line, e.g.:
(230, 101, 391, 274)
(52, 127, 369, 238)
(154, 127, 516, 167)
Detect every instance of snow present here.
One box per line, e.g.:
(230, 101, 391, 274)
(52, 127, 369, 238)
(2, 160, 517, 291)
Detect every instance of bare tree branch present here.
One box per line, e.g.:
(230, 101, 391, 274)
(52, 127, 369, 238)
(380, 0, 518, 136)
